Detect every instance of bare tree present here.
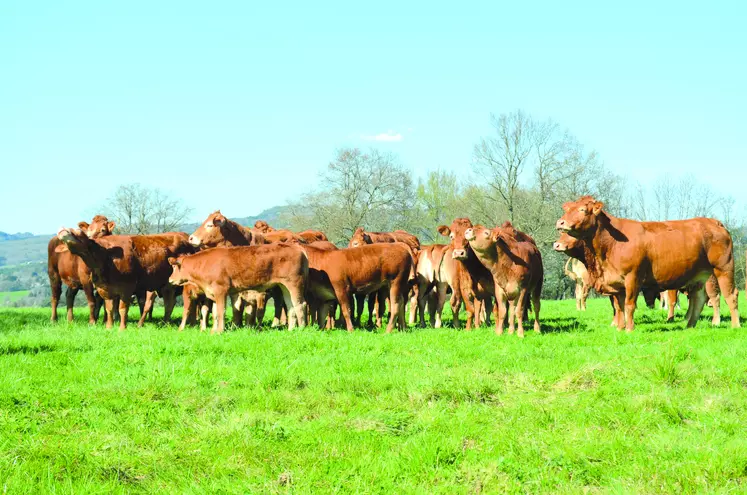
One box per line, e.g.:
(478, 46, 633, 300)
(103, 184, 192, 234)
(285, 148, 415, 244)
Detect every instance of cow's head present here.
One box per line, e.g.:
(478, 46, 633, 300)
(254, 220, 274, 233)
(553, 231, 589, 263)
(78, 215, 116, 239)
(56, 227, 108, 269)
(167, 256, 188, 286)
(349, 227, 372, 248)
(556, 196, 604, 237)
(463, 224, 496, 253)
(190, 211, 233, 248)
(437, 217, 473, 260)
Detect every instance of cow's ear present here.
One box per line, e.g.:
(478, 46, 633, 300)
(78, 222, 90, 230)
(214, 216, 225, 227)
(354, 227, 364, 234)
(437, 225, 450, 237)
(107, 221, 116, 231)
(363, 233, 371, 243)
(54, 244, 69, 253)
(168, 256, 181, 267)
(490, 229, 501, 243)
(592, 201, 604, 215)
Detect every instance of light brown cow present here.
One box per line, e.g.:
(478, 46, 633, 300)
(56, 229, 194, 329)
(48, 215, 115, 323)
(168, 244, 308, 333)
(465, 222, 543, 337)
(413, 244, 454, 328)
(565, 258, 591, 311)
(556, 195, 740, 331)
(254, 220, 328, 243)
(302, 243, 413, 332)
(437, 219, 495, 329)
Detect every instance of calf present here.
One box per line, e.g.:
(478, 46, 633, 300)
(564, 258, 590, 311)
(556, 196, 739, 330)
(465, 222, 543, 337)
(56, 228, 193, 329)
(168, 244, 308, 333)
(437, 218, 495, 329)
(303, 243, 412, 332)
(48, 215, 115, 323)
(349, 227, 421, 325)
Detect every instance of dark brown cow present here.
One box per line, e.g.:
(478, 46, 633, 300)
(437, 218, 494, 329)
(55, 228, 194, 329)
(48, 215, 115, 323)
(168, 244, 308, 333)
(556, 196, 740, 330)
(302, 243, 412, 332)
(465, 222, 543, 337)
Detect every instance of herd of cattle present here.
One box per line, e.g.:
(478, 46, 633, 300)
(48, 195, 742, 336)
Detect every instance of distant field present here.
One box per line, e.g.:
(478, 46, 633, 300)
(1, 296, 746, 493)
(0, 290, 29, 303)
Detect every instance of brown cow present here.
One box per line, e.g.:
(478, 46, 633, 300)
(48, 215, 115, 323)
(55, 228, 194, 329)
(302, 243, 412, 332)
(255, 220, 328, 243)
(465, 222, 543, 337)
(413, 244, 456, 328)
(556, 196, 740, 331)
(437, 219, 495, 329)
(349, 227, 421, 325)
(564, 258, 591, 311)
(167, 244, 308, 333)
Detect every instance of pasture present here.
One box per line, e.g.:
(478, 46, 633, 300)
(1, 296, 747, 494)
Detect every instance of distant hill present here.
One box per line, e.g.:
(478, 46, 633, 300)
(0, 231, 35, 242)
(0, 205, 289, 268)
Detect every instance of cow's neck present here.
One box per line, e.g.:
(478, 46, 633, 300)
(222, 220, 254, 246)
(459, 247, 492, 282)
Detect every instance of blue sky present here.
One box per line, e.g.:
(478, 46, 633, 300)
(1, 1, 745, 234)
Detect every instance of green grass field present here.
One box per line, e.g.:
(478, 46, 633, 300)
(0, 290, 29, 304)
(1, 296, 747, 494)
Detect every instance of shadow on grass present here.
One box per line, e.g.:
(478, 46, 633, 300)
(540, 316, 590, 333)
(0, 343, 57, 355)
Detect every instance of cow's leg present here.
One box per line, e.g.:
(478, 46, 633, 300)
(50, 275, 62, 323)
(318, 302, 331, 330)
(484, 296, 493, 327)
(704, 279, 721, 326)
(162, 286, 177, 323)
(686, 285, 707, 328)
(179, 288, 193, 331)
(623, 279, 640, 332)
(532, 285, 541, 333)
(104, 298, 115, 329)
(333, 286, 355, 332)
(229, 293, 243, 327)
(515, 289, 529, 338)
(408, 285, 418, 326)
(376, 288, 388, 328)
(463, 289, 476, 330)
(354, 293, 365, 327)
(200, 302, 209, 331)
(65, 287, 78, 322)
(471, 297, 482, 330)
(427, 291, 438, 328)
(137, 291, 157, 327)
(256, 294, 267, 327)
(666, 290, 677, 322)
(370, 292, 378, 327)
(416, 282, 430, 328)
(507, 297, 517, 335)
(386, 284, 404, 333)
(497, 289, 509, 335)
(434, 283, 448, 328)
(244, 299, 257, 327)
(213, 293, 228, 334)
(450, 291, 462, 329)
(119, 296, 131, 330)
(136, 292, 146, 319)
(575, 283, 582, 311)
(581, 284, 589, 311)
(281, 284, 307, 330)
(712, 266, 740, 328)
(82, 284, 98, 324)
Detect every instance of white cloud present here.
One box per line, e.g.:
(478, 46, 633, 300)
(361, 130, 403, 142)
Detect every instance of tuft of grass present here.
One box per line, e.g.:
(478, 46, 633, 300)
(0, 293, 746, 493)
